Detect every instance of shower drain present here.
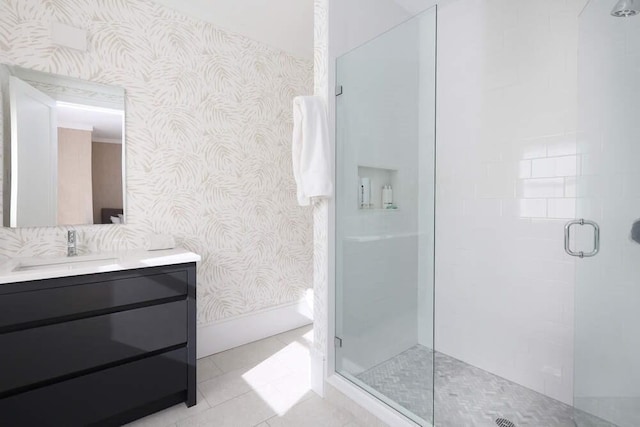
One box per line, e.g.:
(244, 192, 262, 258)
(495, 418, 516, 427)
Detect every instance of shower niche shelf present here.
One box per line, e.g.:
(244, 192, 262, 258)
(357, 165, 398, 211)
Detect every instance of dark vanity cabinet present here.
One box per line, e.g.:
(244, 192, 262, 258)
(0, 263, 197, 426)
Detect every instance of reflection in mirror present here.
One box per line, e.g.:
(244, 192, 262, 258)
(0, 65, 125, 228)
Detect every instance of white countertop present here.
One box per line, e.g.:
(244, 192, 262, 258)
(0, 248, 201, 285)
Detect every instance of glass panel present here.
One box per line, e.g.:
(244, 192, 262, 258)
(575, 1, 640, 426)
(335, 7, 437, 426)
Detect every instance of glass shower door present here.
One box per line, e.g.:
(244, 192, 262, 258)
(573, 1, 640, 426)
(334, 6, 437, 427)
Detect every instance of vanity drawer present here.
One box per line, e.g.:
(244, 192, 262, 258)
(0, 348, 187, 427)
(0, 268, 189, 332)
(0, 300, 186, 395)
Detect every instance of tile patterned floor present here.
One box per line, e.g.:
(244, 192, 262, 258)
(357, 345, 617, 427)
(126, 325, 360, 427)
(127, 332, 619, 427)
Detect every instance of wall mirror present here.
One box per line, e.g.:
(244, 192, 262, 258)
(0, 65, 125, 228)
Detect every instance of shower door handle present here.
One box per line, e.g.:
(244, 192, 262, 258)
(564, 219, 600, 258)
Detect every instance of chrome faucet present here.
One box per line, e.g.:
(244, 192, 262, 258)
(67, 230, 78, 257)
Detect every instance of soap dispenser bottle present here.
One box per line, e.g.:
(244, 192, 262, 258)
(382, 185, 393, 209)
(360, 177, 371, 209)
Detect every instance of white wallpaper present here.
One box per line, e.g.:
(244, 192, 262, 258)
(313, 0, 329, 361)
(0, 0, 314, 326)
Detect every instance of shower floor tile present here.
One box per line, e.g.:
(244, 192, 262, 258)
(356, 345, 616, 427)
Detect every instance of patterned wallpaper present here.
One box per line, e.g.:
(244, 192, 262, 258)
(0, 0, 314, 326)
(312, 0, 330, 361)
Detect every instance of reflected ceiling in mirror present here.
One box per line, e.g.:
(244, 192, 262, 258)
(0, 65, 126, 228)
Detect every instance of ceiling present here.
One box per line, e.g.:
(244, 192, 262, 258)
(151, 0, 314, 60)
(57, 103, 123, 142)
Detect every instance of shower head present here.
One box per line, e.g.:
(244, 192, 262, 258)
(611, 0, 640, 17)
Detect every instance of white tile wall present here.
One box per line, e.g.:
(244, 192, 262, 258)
(332, 0, 412, 57)
(435, 0, 588, 404)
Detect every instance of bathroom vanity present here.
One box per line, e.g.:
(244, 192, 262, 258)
(0, 248, 200, 426)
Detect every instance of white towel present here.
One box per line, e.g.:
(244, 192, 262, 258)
(292, 96, 333, 206)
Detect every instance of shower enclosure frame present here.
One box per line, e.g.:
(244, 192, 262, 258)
(322, 0, 640, 426)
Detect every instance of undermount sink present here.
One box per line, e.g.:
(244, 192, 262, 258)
(12, 256, 119, 272)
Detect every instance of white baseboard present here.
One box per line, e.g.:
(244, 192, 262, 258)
(326, 375, 424, 427)
(197, 298, 313, 359)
